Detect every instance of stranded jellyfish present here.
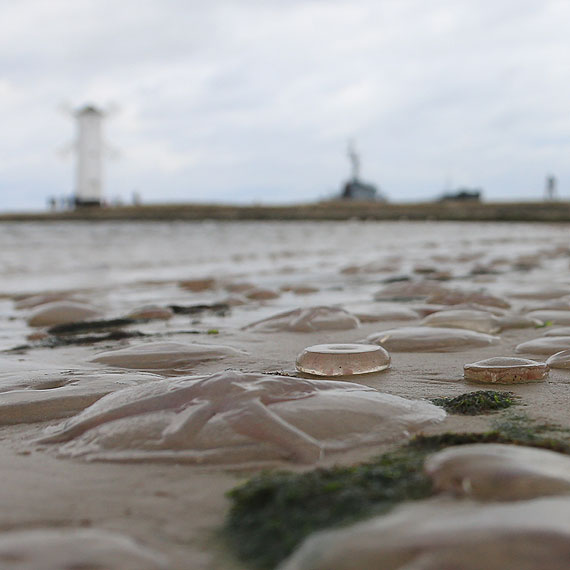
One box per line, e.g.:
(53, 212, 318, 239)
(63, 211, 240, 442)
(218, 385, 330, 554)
(421, 309, 501, 334)
(425, 444, 570, 501)
(296, 344, 390, 377)
(547, 349, 570, 369)
(27, 301, 102, 327)
(90, 341, 246, 375)
(464, 357, 549, 384)
(525, 310, 570, 326)
(0, 529, 166, 570)
(278, 497, 570, 570)
(515, 337, 570, 356)
(244, 306, 360, 332)
(366, 327, 498, 352)
(38, 371, 445, 465)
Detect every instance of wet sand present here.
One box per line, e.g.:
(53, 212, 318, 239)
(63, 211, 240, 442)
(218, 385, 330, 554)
(0, 220, 569, 569)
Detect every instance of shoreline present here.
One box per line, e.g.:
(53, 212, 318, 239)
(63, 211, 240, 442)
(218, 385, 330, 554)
(1, 200, 570, 222)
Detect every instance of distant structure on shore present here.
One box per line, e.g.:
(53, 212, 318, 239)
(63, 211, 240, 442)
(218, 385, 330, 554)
(340, 142, 386, 201)
(438, 188, 482, 202)
(545, 175, 558, 201)
(72, 105, 107, 207)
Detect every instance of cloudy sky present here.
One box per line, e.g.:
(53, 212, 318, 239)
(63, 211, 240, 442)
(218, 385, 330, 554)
(1, 0, 569, 210)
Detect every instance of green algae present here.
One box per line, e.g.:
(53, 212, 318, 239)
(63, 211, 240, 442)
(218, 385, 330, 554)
(431, 390, 516, 415)
(223, 413, 570, 569)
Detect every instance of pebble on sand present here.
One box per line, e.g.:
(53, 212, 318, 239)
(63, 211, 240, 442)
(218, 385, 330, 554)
(278, 497, 570, 570)
(0, 528, 167, 570)
(244, 306, 360, 332)
(425, 444, 570, 500)
(27, 301, 102, 327)
(296, 343, 390, 376)
(463, 357, 549, 384)
(366, 327, 499, 352)
(546, 349, 570, 369)
(39, 371, 445, 465)
(90, 341, 245, 374)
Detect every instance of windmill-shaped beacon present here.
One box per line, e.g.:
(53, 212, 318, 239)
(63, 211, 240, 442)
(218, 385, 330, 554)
(72, 105, 108, 207)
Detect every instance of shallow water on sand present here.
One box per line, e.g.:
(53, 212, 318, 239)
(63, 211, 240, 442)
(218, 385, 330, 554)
(0, 219, 569, 349)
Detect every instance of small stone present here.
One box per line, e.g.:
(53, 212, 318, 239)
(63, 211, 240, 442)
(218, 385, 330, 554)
(425, 444, 570, 500)
(366, 327, 498, 352)
(244, 287, 281, 300)
(296, 344, 391, 377)
(27, 301, 102, 327)
(464, 357, 549, 384)
(546, 349, 570, 369)
(515, 337, 570, 356)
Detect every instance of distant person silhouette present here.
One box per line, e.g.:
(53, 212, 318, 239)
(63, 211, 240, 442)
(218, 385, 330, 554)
(545, 175, 558, 201)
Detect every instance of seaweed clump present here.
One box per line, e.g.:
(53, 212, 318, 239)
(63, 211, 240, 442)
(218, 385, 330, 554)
(431, 390, 515, 415)
(224, 414, 570, 570)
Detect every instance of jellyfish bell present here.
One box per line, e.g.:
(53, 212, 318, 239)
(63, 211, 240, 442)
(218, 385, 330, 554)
(296, 343, 391, 377)
(464, 357, 549, 384)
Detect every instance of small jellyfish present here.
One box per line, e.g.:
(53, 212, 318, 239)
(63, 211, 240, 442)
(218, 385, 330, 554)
(543, 327, 570, 337)
(421, 309, 501, 334)
(366, 327, 498, 352)
(425, 444, 570, 500)
(296, 344, 390, 377)
(27, 301, 103, 327)
(546, 349, 570, 369)
(244, 306, 360, 332)
(525, 310, 570, 326)
(515, 337, 570, 356)
(464, 357, 548, 384)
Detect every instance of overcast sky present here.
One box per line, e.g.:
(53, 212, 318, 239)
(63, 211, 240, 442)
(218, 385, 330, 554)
(1, 0, 569, 210)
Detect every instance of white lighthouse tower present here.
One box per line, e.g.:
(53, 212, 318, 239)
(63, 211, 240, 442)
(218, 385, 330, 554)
(73, 105, 106, 207)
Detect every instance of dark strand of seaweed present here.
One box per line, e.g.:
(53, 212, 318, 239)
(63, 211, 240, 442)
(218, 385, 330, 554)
(431, 390, 515, 415)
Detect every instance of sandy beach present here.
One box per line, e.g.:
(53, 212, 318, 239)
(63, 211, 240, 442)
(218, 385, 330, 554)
(0, 219, 569, 569)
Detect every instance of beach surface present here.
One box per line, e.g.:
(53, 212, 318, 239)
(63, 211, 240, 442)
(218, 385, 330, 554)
(0, 220, 569, 569)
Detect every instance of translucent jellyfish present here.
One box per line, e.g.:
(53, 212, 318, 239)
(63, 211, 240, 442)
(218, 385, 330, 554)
(421, 309, 501, 334)
(244, 306, 360, 332)
(374, 281, 449, 302)
(515, 337, 570, 356)
(426, 289, 511, 309)
(366, 327, 499, 352)
(0, 528, 166, 570)
(347, 305, 419, 323)
(547, 349, 570, 369)
(525, 310, 570, 325)
(15, 292, 89, 310)
(296, 344, 390, 376)
(179, 277, 217, 292)
(544, 327, 570, 336)
(27, 301, 102, 327)
(90, 341, 246, 375)
(509, 286, 570, 300)
(463, 357, 549, 384)
(278, 497, 570, 570)
(126, 305, 173, 320)
(0, 368, 160, 424)
(38, 371, 445, 465)
(425, 444, 570, 501)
